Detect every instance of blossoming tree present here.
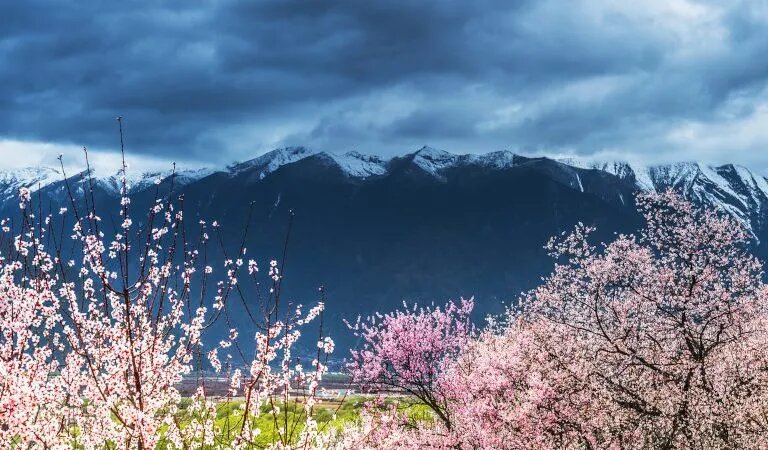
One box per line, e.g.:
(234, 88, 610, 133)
(346, 298, 473, 432)
(338, 190, 768, 449)
(439, 191, 768, 449)
(0, 125, 334, 449)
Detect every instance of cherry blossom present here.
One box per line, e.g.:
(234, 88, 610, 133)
(0, 148, 334, 449)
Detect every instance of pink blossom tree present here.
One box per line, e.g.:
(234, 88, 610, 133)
(441, 190, 768, 449)
(346, 298, 473, 430)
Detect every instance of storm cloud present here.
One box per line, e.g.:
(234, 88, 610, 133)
(2, 0, 768, 170)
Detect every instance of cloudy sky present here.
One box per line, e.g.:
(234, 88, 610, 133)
(1, 0, 768, 172)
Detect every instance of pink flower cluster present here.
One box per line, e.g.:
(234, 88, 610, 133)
(347, 298, 473, 429)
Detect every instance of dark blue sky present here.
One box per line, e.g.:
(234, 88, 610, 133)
(2, 0, 768, 171)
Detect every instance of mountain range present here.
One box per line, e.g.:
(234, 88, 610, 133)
(5, 146, 768, 349)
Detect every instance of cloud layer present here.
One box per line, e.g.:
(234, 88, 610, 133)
(1, 0, 768, 170)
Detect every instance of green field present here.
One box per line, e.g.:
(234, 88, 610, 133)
(153, 395, 432, 449)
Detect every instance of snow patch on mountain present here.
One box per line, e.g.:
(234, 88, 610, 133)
(552, 154, 768, 235)
(0, 164, 217, 200)
(229, 147, 390, 180)
(0, 167, 63, 200)
(323, 151, 387, 178)
(592, 160, 768, 235)
(411, 146, 459, 177)
(469, 150, 518, 169)
(228, 147, 319, 179)
(94, 166, 218, 195)
(732, 165, 768, 205)
(410, 147, 523, 178)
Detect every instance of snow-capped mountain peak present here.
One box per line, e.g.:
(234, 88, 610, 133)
(0, 163, 217, 201)
(410, 146, 459, 176)
(573, 159, 768, 235)
(93, 166, 217, 195)
(228, 146, 319, 178)
(0, 166, 63, 200)
(5, 146, 768, 241)
(321, 151, 388, 178)
(470, 150, 519, 169)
